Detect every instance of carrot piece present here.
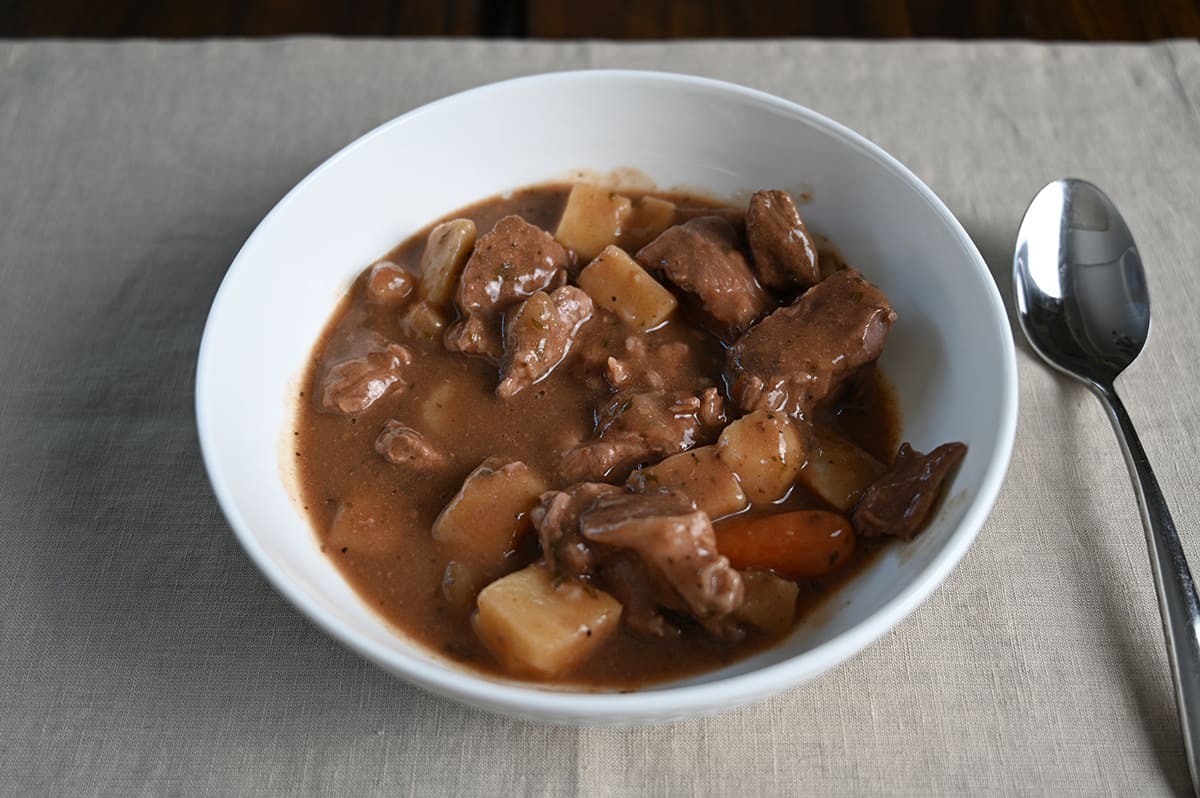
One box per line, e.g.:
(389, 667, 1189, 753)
(715, 510, 856, 579)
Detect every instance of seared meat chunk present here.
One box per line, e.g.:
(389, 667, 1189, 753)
(531, 482, 624, 578)
(582, 332, 715, 394)
(444, 215, 569, 360)
(636, 216, 772, 340)
(555, 442, 649, 486)
(728, 268, 896, 420)
(853, 442, 967, 540)
(746, 190, 820, 292)
(555, 388, 724, 483)
(580, 489, 744, 637)
(531, 484, 703, 638)
(375, 421, 444, 467)
(497, 285, 593, 398)
(671, 205, 746, 232)
(594, 552, 679, 638)
(317, 333, 412, 415)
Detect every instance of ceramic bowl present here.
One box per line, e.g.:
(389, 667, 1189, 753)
(196, 70, 1018, 724)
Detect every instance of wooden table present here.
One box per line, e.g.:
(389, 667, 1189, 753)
(4, 0, 1200, 40)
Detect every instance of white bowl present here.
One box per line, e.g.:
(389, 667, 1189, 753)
(196, 70, 1018, 724)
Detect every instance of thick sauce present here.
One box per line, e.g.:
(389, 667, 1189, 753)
(295, 185, 900, 688)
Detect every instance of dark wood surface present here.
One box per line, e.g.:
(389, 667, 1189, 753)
(3, 0, 1199, 39)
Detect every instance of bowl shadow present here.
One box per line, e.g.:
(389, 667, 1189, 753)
(958, 215, 1030, 358)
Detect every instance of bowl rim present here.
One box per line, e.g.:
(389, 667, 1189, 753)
(195, 68, 1019, 723)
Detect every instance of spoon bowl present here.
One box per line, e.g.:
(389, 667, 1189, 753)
(1015, 179, 1150, 386)
(1014, 178, 1200, 793)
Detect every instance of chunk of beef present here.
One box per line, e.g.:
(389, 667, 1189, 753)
(555, 440, 648, 486)
(746, 190, 820, 292)
(636, 216, 772, 340)
(444, 215, 569, 360)
(580, 489, 744, 637)
(317, 333, 412, 415)
(852, 442, 967, 540)
(375, 421, 444, 467)
(594, 552, 680, 638)
(727, 268, 896, 420)
(530, 484, 697, 638)
(584, 334, 707, 394)
(497, 285, 593, 398)
(554, 388, 724, 483)
(531, 482, 624, 578)
(671, 205, 746, 232)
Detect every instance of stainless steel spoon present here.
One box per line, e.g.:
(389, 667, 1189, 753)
(1014, 178, 1200, 792)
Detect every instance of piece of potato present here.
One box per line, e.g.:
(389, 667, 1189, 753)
(734, 570, 799, 636)
(797, 424, 886, 512)
(554, 184, 633, 260)
(400, 300, 448, 341)
(431, 459, 547, 570)
(619, 195, 676, 251)
(717, 411, 805, 503)
(473, 564, 622, 677)
(577, 245, 678, 331)
(418, 218, 476, 307)
(627, 445, 748, 520)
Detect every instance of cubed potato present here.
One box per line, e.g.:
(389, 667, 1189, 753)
(577, 245, 678, 331)
(734, 570, 799, 636)
(796, 424, 886, 512)
(628, 445, 747, 520)
(619, 195, 676, 251)
(717, 411, 805, 503)
(400, 300, 447, 341)
(473, 564, 622, 677)
(326, 499, 411, 557)
(418, 218, 476, 307)
(431, 459, 548, 570)
(365, 260, 416, 303)
(554, 184, 633, 260)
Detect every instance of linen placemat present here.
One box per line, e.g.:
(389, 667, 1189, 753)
(1, 38, 1198, 796)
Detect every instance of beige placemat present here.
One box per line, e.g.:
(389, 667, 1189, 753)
(1, 38, 1198, 797)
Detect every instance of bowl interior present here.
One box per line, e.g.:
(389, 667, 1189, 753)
(196, 71, 1015, 721)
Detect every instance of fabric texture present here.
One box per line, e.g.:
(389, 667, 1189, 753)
(1, 38, 1199, 796)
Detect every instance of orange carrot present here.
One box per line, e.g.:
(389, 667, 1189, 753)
(715, 510, 856, 578)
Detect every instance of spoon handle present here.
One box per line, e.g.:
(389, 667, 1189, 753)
(1096, 383, 1200, 792)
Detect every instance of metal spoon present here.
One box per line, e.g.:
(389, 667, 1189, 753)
(1014, 178, 1200, 791)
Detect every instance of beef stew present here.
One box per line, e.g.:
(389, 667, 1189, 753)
(295, 183, 965, 687)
